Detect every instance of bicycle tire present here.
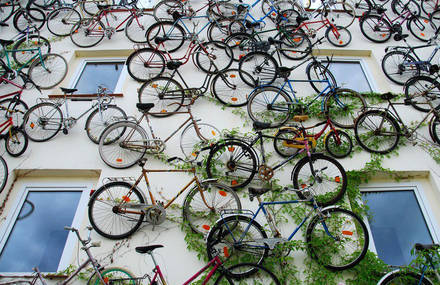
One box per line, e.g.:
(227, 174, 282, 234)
(322, 1, 355, 28)
(354, 109, 400, 154)
(247, 86, 293, 127)
(88, 181, 146, 239)
(85, 105, 128, 144)
(324, 88, 367, 129)
(23, 102, 63, 142)
(12, 35, 51, 67)
(70, 18, 105, 48)
(422, 0, 439, 17)
(138, 76, 184, 116)
(306, 208, 369, 270)
(88, 267, 136, 285)
(13, 8, 46, 33)
(359, 14, 392, 43)
(325, 25, 352, 47)
(404, 75, 440, 112)
(0, 2, 14, 23)
(28, 53, 68, 90)
(206, 139, 258, 189)
(429, 5, 440, 20)
(82, 0, 102, 16)
(381, 50, 420, 85)
(98, 121, 148, 169)
(306, 61, 337, 94)
(408, 16, 437, 42)
(293, 153, 347, 207)
(343, 0, 371, 17)
(211, 68, 255, 107)
(146, 21, 185, 53)
(0, 156, 8, 194)
(208, 1, 238, 20)
(280, 30, 312, 60)
(430, 115, 440, 144)
(324, 129, 353, 158)
(391, 0, 420, 16)
(261, 0, 298, 22)
(153, 0, 184, 21)
(182, 182, 241, 235)
(125, 12, 154, 43)
(273, 127, 302, 157)
(224, 32, 256, 62)
(0, 97, 29, 127)
(238, 51, 278, 87)
(126, 48, 166, 82)
(195, 41, 233, 74)
(206, 18, 238, 43)
(179, 122, 220, 159)
(32, 0, 56, 9)
(47, 7, 81, 37)
(378, 271, 433, 285)
(5, 127, 28, 157)
(206, 215, 269, 277)
(215, 263, 281, 284)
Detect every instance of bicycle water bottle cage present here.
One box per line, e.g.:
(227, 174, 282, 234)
(429, 64, 439, 74)
(154, 36, 168, 45)
(172, 11, 182, 21)
(380, 92, 396, 101)
(166, 61, 183, 70)
(136, 103, 155, 113)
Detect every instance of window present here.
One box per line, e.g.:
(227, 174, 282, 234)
(72, 61, 125, 94)
(0, 185, 89, 272)
(361, 184, 439, 266)
(324, 60, 374, 92)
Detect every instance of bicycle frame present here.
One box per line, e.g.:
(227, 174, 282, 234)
(0, 75, 25, 101)
(378, 8, 413, 29)
(387, 42, 440, 72)
(238, 0, 281, 27)
(2, 46, 45, 74)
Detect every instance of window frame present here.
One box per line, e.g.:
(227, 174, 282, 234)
(0, 181, 91, 274)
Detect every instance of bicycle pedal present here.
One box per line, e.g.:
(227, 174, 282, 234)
(62, 129, 68, 135)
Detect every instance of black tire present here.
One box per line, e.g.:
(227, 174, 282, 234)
(126, 48, 166, 82)
(211, 68, 255, 107)
(206, 215, 269, 277)
(261, 0, 298, 22)
(206, 140, 258, 189)
(5, 127, 28, 157)
(273, 127, 303, 157)
(88, 181, 145, 239)
(208, 1, 238, 20)
(98, 121, 148, 169)
(306, 208, 369, 270)
(13, 8, 46, 33)
(391, 0, 421, 16)
(153, 0, 184, 21)
(324, 130, 353, 158)
(146, 21, 185, 53)
(12, 35, 51, 66)
(381, 50, 420, 86)
(32, 0, 56, 9)
(138, 76, 184, 116)
(280, 30, 312, 60)
(404, 75, 440, 112)
(28, 53, 68, 90)
(354, 110, 400, 154)
(47, 7, 81, 37)
(247, 86, 293, 127)
(325, 25, 352, 47)
(0, 156, 8, 194)
(206, 18, 237, 43)
(81, 1, 102, 16)
(0, 97, 29, 127)
(378, 271, 433, 284)
(85, 105, 128, 144)
(125, 12, 154, 43)
(322, 1, 355, 28)
(359, 14, 392, 43)
(224, 32, 256, 62)
(195, 41, 233, 74)
(292, 153, 347, 207)
(408, 16, 437, 42)
(23, 102, 63, 142)
(343, 0, 372, 17)
(429, 5, 440, 21)
(430, 115, 440, 144)
(325, 88, 367, 129)
(88, 267, 137, 285)
(179, 122, 220, 159)
(70, 19, 105, 48)
(216, 263, 281, 284)
(182, 182, 241, 235)
(306, 61, 337, 94)
(238, 51, 278, 87)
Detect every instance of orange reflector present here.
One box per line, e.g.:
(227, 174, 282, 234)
(342, 230, 353, 236)
(235, 41, 241, 45)
(161, 109, 167, 112)
(21, 51, 25, 54)
(34, 41, 38, 45)
(335, 176, 341, 183)
(191, 152, 197, 157)
(301, 184, 307, 189)
(30, 122, 35, 129)
(219, 190, 227, 196)
(294, 38, 301, 42)
(74, 30, 78, 33)
(228, 147, 235, 152)
(231, 180, 238, 186)
(211, 130, 216, 136)
(89, 189, 95, 196)
(122, 196, 131, 202)
(230, 74, 236, 78)
(98, 27, 102, 30)
(421, 33, 425, 37)
(381, 34, 386, 37)
(232, 11, 236, 15)
(152, 84, 158, 88)
(291, 51, 297, 54)
(424, 19, 429, 23)
(202, 225, 210, 231)
(231, 97, 238, 101)
(223, 247, 230, 257)
(239, 54, 244, 59)
(272, 12, 277, 16)
(339, 40, 343, 44)
(116, 158, 123, 163)
(104, 277, 109, 283)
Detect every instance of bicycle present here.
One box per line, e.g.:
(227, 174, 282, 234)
(0, 155, 7, 194)
(154, 0, 237, 21)
(0, 100, 28, 157)
(342, 0, 390, 17)
(354, 92, 440, 154)
(98, 99, 220, 168)
(377, 243, 440, 284)
(88, 154, 241, 238)
(205, 185, 369, 277)
(404, 71, 440, 112)
(22, 86, 127, 143)
(0, 0, 46, 33)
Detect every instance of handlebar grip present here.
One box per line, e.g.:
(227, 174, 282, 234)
(64, 226, 74, 231)
(167, 157, 179, 162)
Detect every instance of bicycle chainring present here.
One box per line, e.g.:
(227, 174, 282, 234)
(146, 139, 165, 154)
(145, 204, 166, 225)
(258, 164, 274, 181)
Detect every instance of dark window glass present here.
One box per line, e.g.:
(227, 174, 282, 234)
(362, 191, 433, 266)
(74, 62, 124, 94)
(0, 191, 82, 272)
(325, 61, 372, 92)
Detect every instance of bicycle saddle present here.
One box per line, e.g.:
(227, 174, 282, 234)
(375, 7, 387, 14)
(414, 243, 439, 252)
(278, 66, 292, 79)
(393, 34, 409, 41)
(136, 103, 155, 112)
(380, 92, 397, 101)
(172, 11, 182, 21)
(60, 87, 78, 94)
(293, 115, 309, 122)
(97, 4, 112, 10)
(154, 36, 168, 45)
(248, 187, 271, 199)
(166, 61, 183, 70)
(135, 245, 164, 254)
(253, 121, 275, 130)
(0, 39, 14, 47)
(296, 15, 309, 25)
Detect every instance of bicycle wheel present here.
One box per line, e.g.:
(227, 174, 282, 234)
(206, 140, 258, 189)
(306, 61, 337, 94)
(146, 21, 185, 53)
(195, 41, 233, 74)
(32, 0, 56, 9)
(324, 130, 353, 158)
(261, 0, 299, 21)
(23, 102, 62, 142)
(0, 2, 14, 23)
(70, 19, 105, 48)
(13, 8, 46, 33)
(359, 14, 392, 43)
(153, 0, 184, 21)
(89, 267, 136, 285)
(206, 215, 269, 277)
(125, 12, 155, 43)
(211, 68, 255, 107)
(322, 1, 355, 28)
(325, 25, 352, 47)
(280, 30, 312, 60)
(179, 122, 220, 159)
(408, 16, 437, 42)
(47, 7, 81, 37)
(85, 105, 128, 144)
(183, 182, 241, 235)
(430, 115, 440, 144)
(306, 208, 369, 270)
(137, 77, 184, 116)
(404, 75, 440, 112)
(238, 51, 278, 87)
(354, 110, 400, 154)
(82, 0, 103, 16)
(208, 1, 238, 20)
(422, 0, 439, 17)
(391, 0, 420, 16)
(207, 18, 239, 43)
(378, 271, 433, 285)
(247, 86, 293, 127)
(5, 127, 28, 157)
(215, 263, 281, 285)
(12, 35, 51, 66)
(126, 48, 166, 82)
(325, 88, 367, 129)
(429, 3, 440, 20)
(28, 53, 68, 90)
(273, 127, 302, 157)
(381, 50, 420, 85)
(88, 181, 146, 239)
(98, 121, 148, 169)
(292, 153, 347, 207)
(343, 0, 372, 17)
(224, 32, 256, 62)
(0, 98, 28, 127)
(0, 156, 8, 194)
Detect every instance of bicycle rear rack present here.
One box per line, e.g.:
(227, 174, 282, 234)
(220, 209, 255, 218)
(102, 177, 137, 184)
